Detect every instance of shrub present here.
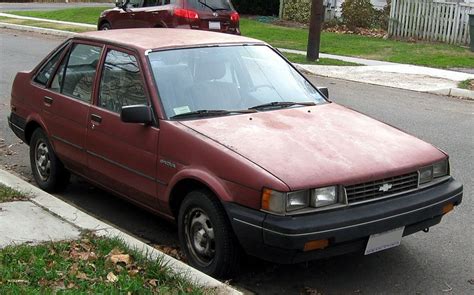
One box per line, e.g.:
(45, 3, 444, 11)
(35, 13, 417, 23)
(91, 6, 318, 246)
(232, 0, 280, 16)
(341, 0, 375, 30)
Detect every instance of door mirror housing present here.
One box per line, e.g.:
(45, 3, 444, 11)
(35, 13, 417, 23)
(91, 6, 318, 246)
(121, 105, 153, 124)
(317, 87, 329, 98)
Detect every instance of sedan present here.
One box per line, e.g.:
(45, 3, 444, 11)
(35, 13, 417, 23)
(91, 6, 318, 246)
(8, 29, 463, 278)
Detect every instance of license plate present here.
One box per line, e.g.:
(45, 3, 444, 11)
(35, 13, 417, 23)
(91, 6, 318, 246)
(209, 21, 221, 30)
(364, 226, 404, 255)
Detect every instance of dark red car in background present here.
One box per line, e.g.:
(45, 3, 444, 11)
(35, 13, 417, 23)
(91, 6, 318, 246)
(98, 0, 240, 34)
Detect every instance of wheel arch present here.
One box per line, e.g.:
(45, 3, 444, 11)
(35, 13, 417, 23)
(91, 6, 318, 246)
(24, 115, 49, 145)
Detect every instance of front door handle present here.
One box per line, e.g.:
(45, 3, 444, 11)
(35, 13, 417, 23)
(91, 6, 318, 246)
(91, 114, 102, 123)
(44, 96, 53, 105)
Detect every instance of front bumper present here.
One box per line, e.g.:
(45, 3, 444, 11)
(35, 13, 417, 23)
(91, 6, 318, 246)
(224, 177, 463, 264)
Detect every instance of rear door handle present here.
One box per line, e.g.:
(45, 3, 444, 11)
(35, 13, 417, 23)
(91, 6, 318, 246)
(91, 114, 102, 123)
(44, 96, 53, 105)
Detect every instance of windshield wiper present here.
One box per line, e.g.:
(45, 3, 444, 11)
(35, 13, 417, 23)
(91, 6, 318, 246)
(198, 0, 226, 12)
(249, 101, 316, 110)
(170, 109, 256, 119)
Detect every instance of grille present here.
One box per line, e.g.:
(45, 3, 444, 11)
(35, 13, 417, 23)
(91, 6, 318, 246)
(345, 172, 419, 204)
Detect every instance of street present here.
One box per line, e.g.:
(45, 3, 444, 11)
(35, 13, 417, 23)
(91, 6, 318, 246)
(0, 29, 473, 294)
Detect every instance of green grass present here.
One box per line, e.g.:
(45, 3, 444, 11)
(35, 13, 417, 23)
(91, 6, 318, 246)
(283, 52, 361, 66)
(0, 235, 207, 294)
(458, 79, 473, 90)
(5, 7, 474, 68)
(7, 7, 109, 25)
(0, 184, 27, 202)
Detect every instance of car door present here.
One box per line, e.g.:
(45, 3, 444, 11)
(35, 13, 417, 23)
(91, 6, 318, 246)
(40, 42, 103, 175)
(85, 46, 159, 210)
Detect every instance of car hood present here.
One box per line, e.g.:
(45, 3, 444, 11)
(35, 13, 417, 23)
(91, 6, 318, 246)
(180, 103, 446, 190)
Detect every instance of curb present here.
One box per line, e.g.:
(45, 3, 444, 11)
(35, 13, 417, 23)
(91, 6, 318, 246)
(0, 22, 76, 37)
(430, 88, 474, 100)
(0, 169, 241, 295)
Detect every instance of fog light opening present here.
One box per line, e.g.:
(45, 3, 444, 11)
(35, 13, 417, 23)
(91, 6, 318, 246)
(442, 203, 454, 214)
(303, 239, 329, 252)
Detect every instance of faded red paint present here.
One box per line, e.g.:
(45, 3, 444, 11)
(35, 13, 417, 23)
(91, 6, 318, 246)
(181, 103, 447, 190)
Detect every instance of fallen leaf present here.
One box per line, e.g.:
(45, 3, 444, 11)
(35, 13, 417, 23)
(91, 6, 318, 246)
(67, 282, 75, 289)
(68, 263, 79, 276)
(468, 279, 474, 285)
(38, 278, 49, 286)
(128, 269, 139, 276)
(7, 279, 29, 284)
(148, 279, 158, 287)
(107, 272, 118, 283)
(76, 271, 89, 280)
(108, 248, 123, 256)
(53, 280, 66, 291)
(303, 287, 321, 295)
(109, 254, 132, 265)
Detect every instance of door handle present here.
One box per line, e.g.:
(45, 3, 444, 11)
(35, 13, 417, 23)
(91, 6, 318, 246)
(44, 96, 53, 105)
(91, 114, 102, 123)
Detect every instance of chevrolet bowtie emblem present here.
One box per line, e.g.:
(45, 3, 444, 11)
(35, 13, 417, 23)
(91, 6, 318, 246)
(379, 183, 393, 192)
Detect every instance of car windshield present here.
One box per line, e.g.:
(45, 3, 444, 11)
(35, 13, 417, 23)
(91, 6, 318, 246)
(186, 0, 232, 11)
(148, 45, 326, 119)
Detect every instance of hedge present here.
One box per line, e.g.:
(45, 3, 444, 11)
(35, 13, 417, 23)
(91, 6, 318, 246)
(232, 0, 280, 16)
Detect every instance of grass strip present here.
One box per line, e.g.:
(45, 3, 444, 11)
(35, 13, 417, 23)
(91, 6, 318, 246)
(458, 79, 473, 90)
(0, 184, 27, 203)
(0, 16, 91, 33)
(0, 234, 209, 294)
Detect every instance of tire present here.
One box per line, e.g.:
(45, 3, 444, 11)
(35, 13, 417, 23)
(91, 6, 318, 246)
(99, 22, 111, 30)
(29, 128, 70, 192)
(178, 190, 240, 278)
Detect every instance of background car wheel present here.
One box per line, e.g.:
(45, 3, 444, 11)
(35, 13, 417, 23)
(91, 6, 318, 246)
(29, 128, 70, 192)
(99, 23, 111, 30)
(178, 189, 240, 278)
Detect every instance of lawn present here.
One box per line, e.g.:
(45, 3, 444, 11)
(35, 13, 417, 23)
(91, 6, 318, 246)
(6, 7, 474, 68)
(0, 234, 206, 294)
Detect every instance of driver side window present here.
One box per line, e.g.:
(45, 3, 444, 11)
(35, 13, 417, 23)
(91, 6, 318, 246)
(127, 0, 144, 8)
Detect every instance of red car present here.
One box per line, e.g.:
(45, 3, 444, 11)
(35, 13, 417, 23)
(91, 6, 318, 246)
(8, 29, 463, 278)
(98, 0, 240, 34)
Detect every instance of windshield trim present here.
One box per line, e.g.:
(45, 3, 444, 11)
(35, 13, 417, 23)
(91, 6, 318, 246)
(147, 44, 330, 120)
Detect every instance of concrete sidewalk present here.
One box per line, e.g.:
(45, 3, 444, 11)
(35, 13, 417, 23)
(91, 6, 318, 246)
(279, 48, 474, 99)
(0, 169, 240, 294)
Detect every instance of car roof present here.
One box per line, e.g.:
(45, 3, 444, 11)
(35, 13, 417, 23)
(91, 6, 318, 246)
(76, 29, 265, 52)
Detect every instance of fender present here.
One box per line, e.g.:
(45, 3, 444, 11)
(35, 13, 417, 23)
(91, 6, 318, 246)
(24, 113, 55, 149)
(166, 167, 233, 202)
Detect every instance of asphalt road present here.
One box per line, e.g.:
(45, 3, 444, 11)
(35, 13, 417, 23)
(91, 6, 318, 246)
(0, 29, 473, 294)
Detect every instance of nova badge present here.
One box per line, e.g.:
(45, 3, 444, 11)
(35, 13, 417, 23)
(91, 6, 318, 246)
(379, 183, 393, 192)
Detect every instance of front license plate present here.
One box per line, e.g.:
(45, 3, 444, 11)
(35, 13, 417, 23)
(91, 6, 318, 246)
(364, 227, 404, 255)
(209, 21, 221, 30)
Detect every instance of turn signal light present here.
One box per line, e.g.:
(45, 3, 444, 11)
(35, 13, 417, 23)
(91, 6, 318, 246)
(303, 239, 329, 251)
(442, 203, 454, 214)
(261, 188, 273, 210)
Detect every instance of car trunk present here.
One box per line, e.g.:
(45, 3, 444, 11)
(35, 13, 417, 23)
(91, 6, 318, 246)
(184, 0, 239, 34)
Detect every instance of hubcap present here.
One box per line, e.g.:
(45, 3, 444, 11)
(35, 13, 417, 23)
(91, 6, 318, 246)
(35, 141, 51, 182)
(184, 208, 215, 267)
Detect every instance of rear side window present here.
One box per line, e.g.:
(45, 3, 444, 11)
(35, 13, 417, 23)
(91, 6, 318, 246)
(50, 44, 102, 103)
(186, 0, 232, 11)
(99, 50, 148, 113)
(34, 44, 67, 86)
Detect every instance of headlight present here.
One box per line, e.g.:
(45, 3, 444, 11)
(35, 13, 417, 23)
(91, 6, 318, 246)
(311, 186, 337, 207)
(262, 186, 342, 215)
(433, 159, 448, 178)
(419, 159, 449, 185)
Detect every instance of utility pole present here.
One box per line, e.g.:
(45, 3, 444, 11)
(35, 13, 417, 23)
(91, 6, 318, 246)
(307, 0, 324, 61)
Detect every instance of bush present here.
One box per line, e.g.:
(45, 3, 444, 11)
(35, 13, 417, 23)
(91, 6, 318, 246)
(341, 0, 375, 30)
(232, 0, 280, 16)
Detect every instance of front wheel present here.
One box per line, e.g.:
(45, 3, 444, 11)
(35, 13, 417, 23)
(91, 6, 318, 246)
(29, 128, 70, 192)
(178, 190, 240, 278)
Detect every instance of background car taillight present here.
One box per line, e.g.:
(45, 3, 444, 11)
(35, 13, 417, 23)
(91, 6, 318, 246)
(230, 12, 239, 22)
(174, 8, 199, 20)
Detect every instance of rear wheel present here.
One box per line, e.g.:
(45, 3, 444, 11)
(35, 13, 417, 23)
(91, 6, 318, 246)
(99, 22, 111, 30)
(29, 129, 70, 192)
(178, 190, 240, 278)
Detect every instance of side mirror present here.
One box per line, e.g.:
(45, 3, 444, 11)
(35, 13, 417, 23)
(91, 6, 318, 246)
(121, 105, 153, 124)
(317, 87, 329, 98)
